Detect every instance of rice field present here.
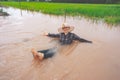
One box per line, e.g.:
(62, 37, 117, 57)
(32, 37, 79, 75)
(0, 2, 120, 24)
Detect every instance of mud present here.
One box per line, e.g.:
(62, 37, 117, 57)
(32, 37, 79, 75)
(0, 8, 9, 16)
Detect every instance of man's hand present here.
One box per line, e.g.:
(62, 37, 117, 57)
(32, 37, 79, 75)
(43, 32, 49, 36)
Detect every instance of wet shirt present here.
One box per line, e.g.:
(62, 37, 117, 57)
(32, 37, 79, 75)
(48, 32, 92, 45)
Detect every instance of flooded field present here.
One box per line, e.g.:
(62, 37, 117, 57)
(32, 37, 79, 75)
(0, 7, 120, 80)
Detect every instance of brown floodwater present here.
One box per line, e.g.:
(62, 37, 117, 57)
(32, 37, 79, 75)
(0, 7, 120, 80)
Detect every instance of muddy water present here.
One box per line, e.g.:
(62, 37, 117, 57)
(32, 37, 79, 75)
(0, 7, 120, 80)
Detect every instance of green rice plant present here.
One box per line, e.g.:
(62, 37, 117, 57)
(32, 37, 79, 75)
(0, 2, 120, 25)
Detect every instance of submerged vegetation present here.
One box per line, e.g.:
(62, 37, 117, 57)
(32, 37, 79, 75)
(0, 2, 120, 24)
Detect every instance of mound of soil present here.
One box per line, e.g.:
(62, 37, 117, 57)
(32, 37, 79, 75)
(0, 9, 9, 16)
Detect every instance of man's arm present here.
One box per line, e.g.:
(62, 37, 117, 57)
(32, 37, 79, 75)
(43, 32, 60, 38)
(47, 33, 60, 38)
(73, 33, 92, 43)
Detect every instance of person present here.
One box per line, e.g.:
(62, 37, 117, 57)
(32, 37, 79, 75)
(31, 23, 92, 60)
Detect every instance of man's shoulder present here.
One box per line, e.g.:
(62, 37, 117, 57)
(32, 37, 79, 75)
(60, 32, 64, 34)
(69, 32, 75, 35)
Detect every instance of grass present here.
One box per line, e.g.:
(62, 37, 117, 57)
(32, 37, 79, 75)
(0, 2, 120, 25)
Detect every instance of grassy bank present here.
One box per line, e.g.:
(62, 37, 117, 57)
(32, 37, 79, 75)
(0, 2, 120, 25)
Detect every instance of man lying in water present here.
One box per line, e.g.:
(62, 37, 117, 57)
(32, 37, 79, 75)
(31, 23, 92, 60)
